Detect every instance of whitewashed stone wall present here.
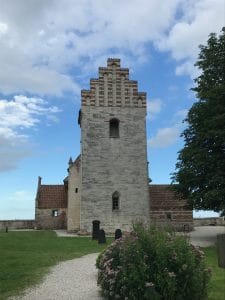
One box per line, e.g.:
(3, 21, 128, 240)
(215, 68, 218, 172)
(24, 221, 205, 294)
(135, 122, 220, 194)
(80, 58, 150, 233)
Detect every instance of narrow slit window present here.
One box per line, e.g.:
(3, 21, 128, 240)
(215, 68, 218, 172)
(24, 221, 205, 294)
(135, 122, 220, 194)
(75, 188, 78, 193)
(110, 119, 119, 138)
(112, 191, 120, 210)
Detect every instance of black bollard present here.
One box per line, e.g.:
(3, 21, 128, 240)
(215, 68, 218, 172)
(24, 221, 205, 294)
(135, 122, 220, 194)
(5, 226, 8, 233)
(115, 228, 122, 240)
(98, 229, 106, 244)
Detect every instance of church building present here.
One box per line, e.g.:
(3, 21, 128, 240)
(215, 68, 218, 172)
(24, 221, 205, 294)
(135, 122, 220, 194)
(35, 58, 193, 233)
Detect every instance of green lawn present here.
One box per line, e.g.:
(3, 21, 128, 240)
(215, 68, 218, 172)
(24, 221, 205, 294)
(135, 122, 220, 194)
(204, 247, 225, 300)
(0, 231, 224, 300)
(0, 230, 110, 300)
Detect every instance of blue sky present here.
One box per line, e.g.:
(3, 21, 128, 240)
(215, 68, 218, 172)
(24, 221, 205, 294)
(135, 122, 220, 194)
(0, 0, 224, 220)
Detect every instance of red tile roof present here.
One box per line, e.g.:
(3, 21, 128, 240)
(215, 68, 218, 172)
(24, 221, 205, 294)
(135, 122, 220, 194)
(37, 185, 67, 208)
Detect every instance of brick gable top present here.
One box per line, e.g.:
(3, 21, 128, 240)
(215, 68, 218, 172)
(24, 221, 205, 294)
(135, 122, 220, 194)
(149, 184, 190, 211)
(37, 185, 67, 209)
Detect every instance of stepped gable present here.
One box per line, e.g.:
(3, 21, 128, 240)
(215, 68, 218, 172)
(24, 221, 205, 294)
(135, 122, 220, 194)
(81, 58, 146, 108)
(37, 185, 67, 209)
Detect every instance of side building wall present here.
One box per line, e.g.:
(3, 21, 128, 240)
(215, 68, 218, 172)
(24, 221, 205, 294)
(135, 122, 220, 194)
(35, 208, 67, 229)
(149, 185, 193, 231)
(35, 177, 68, 229)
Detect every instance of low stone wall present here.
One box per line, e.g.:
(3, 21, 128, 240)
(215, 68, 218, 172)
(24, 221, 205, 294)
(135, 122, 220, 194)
(194, 217, 225, 226)
(150, 211, 193, 232)
(0, 220, 35, 230)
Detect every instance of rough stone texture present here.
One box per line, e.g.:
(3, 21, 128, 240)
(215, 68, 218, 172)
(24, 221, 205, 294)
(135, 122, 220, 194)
(67, 155, 81, 231)
(35, 208, 67, 229)
(149, 184, 193, 231)
(80, 58, 150, 233)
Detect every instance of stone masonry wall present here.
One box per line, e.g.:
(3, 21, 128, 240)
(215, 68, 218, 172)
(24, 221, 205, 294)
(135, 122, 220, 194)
(80, 59, 150, 233)
(0, 220, 35, 230)
(149, 185, 193, 231)
(35, 208, 67, 229)
(67, 156, 81, 232)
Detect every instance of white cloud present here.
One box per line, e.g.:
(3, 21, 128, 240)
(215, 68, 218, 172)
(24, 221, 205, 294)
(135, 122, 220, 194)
(149, 126, 180, 148)
(0, 22, 8, 35)
(156, 0, 224, 77)
(0, 0, 223, 95)
(0, 95, 61, 171)
(0, 95, 61, 129)
(0, 52, 79, 95)
(148, 108, 188, 148)
(147, 98, 163, 120)
(0, 0, 178, 95)
(0, 127, 30, 171)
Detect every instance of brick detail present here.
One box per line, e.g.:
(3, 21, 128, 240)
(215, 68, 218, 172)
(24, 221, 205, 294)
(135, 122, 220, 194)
(81, 58, 146, 108)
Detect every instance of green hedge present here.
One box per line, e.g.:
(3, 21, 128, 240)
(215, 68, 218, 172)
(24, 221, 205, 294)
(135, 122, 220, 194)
(96, 224, 211, 300)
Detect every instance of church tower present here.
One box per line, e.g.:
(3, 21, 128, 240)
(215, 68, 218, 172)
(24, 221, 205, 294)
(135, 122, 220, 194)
(79, 58, 150, 233)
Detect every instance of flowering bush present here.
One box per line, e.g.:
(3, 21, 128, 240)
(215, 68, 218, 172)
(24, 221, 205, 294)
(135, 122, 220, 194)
(96, 224, 211, 300)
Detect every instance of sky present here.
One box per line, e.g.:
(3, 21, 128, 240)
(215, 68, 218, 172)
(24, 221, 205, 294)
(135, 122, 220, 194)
(0, 0, 224, 220)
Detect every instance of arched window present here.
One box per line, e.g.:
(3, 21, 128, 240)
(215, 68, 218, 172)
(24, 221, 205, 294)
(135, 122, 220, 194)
(109, 118, 119, 138)
(112, 191, 120, 210)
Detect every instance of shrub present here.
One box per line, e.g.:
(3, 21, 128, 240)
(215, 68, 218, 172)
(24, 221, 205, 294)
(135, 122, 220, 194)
(96, 224, 211, 300)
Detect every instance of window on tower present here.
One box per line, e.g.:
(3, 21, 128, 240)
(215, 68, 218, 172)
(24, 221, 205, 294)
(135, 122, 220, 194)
(109, 118, 119, 138)
(112, 191, 120, 210)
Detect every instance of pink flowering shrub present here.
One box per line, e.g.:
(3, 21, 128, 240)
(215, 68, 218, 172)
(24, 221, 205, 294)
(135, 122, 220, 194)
(96, 224, 211, 300)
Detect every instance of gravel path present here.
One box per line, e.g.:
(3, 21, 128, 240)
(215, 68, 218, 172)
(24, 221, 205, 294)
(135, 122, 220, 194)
(15, 253, 102, 300)
(188, 226, 225, 247)
(13, 226, 224, 299)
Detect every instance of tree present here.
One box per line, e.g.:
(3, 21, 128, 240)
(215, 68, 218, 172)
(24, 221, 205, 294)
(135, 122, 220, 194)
(172, 28, 225, 215)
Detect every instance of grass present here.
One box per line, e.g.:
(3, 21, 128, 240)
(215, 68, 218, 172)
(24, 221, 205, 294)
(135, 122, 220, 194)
(0, 231, 224, 300)
(203, 246, 225, 300)
(0, 230, 111, 300)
